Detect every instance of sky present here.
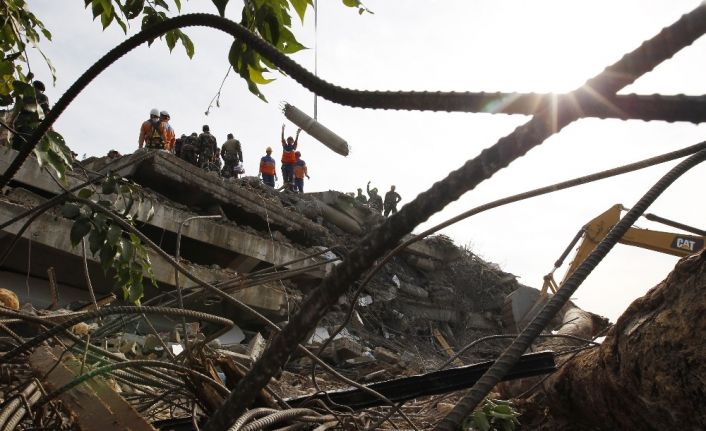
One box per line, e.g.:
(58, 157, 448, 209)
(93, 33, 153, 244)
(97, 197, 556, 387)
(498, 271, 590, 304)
(25, 0, 706, 321)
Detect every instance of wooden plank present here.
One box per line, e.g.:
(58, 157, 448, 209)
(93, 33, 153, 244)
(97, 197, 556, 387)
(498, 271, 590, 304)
(30, 345, 155, 431)
(432, 328, 464, 367)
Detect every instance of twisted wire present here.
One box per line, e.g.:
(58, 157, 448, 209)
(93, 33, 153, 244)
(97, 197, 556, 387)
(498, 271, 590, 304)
(35, 359, 229, 408)
(0, 306, 233, 362)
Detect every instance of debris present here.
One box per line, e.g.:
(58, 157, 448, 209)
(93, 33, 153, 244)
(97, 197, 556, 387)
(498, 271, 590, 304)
(0, 287, 19, 310)
(247, 332, 267, 361)
(30, 345, 155, 431)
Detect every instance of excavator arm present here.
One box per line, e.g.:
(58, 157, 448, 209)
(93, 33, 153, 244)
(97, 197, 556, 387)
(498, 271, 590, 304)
(507, 204, 705, 331)
(558, 204, 705, 286)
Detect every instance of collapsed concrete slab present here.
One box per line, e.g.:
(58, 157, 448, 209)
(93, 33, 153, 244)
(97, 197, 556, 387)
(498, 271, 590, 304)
(106, 150, 333, 246)
(0, 198, 288, 319)
(1, 150, 330, 280)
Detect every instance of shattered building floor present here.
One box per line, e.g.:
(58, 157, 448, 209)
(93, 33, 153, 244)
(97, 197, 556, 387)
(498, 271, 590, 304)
(0, 149, 601, 430)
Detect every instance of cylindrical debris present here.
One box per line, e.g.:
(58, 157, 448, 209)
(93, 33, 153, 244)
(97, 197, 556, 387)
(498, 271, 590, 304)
(283, 103, 349, 156)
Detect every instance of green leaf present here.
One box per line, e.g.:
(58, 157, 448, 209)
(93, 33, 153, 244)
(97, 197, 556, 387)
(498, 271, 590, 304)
(107, 223, 122, 245)
(125, 0, 145, 19)
(88, 225, 107, 254)
(70, 217, 92, 246)
(342, 0, 359, 7)
(100, 243, 118, 271)
(212, 0, 229, 17)
(61, 203, 81, 219)
(248, 65, 275, 84)
(289, 0, 310, 22)
(178, 32, 195, 58)
(92, 1, 105, 19)
(165, 30, 177, 52)
(102, 178, 117, 194)
(471, 411, 491, 431)
(173, 0, 182, 11)
(154, 0, 169, 10)
(78, 188, 94, 199)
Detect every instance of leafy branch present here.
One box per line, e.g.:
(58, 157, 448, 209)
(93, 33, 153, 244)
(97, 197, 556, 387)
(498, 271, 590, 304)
(62, 174, 157, 303)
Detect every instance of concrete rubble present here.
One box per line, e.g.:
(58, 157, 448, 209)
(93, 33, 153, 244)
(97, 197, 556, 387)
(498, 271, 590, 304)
(0, 150, 595, 430)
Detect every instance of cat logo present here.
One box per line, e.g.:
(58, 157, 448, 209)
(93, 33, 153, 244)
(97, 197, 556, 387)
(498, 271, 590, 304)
(671, 236, 705, 252)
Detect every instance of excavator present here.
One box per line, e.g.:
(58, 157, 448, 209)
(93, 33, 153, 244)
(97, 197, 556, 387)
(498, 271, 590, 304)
(504, 204, 706, 331)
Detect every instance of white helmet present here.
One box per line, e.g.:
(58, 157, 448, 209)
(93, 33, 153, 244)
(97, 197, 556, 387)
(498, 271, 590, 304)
(150, 108, 159, 117)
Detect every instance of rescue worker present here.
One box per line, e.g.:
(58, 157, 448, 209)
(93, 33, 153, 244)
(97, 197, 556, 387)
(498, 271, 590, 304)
(138, 108, 168, 149)
(355, 188, 368, 204)
(198, 125, 218, 169)
(107, 149, 122, 160)
(160, 111, 176, 153)
(367, 181, 383, 214)
(259, 147, 277, 187)
(383, 185, 402, 217)
(280, 124, 301, 190)
(179, 132, 199, 166)
(221, 133, 243, 178)
(175, 134, 187, 157)
(292, 151, 310, 193)
(12, 80, 50, 149)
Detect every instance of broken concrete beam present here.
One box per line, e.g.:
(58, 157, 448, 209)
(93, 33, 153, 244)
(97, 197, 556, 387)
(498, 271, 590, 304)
(406, 255, 440, 272)
(399, 282, 429, 299)
(30, 345, 156, 431)
(247, 332, 266, 361)
(402, 235, 462, 262)
(306, 191, 372, 226)
(333, 337, 364, 362)
(373, 346, 400, 364)
(311, 200, 363, 235)
(110, 150, 331, 245)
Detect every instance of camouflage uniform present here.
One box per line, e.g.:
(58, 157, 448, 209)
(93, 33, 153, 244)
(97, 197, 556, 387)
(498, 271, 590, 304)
(198, 131, 218, 169)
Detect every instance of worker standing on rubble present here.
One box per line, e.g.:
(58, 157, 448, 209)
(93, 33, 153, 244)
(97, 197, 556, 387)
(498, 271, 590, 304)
(355, 188, 368, 204)
(367, 181, 383, 214)
(383, 185, 402, 217)
(259, 147, 277, 187)
(281, 124, 301, 190)
(293, 151, 310, 193)
(160, 111, 176, 153)
(175, 134, 186, 157)
(179, 132, 199, 166)
(138, 108, 168, 150)
(198, 125, 218, 169)
(221, 133, 243, 178)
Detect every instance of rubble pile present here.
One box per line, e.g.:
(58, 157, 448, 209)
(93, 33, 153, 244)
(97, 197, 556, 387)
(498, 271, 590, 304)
(0, 149, 568, 430)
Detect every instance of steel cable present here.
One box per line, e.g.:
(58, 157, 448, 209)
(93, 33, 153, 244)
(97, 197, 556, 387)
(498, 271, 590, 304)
(434, 149, 706, 430)
(35, 359, 229, 409)
(236, 409, 318, 431)
(0, 306, 233, 362)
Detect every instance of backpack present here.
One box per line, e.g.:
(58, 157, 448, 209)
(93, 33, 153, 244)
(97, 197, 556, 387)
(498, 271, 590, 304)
(146, 119, 164, 148)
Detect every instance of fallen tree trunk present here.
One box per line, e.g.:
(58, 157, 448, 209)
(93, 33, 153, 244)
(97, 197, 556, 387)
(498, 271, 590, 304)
(522, 250, 706, 430)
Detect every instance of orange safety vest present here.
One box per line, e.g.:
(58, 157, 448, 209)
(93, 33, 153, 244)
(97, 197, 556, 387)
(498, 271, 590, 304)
(293, 160, 307, 179)
(260, 155, 276, 176)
